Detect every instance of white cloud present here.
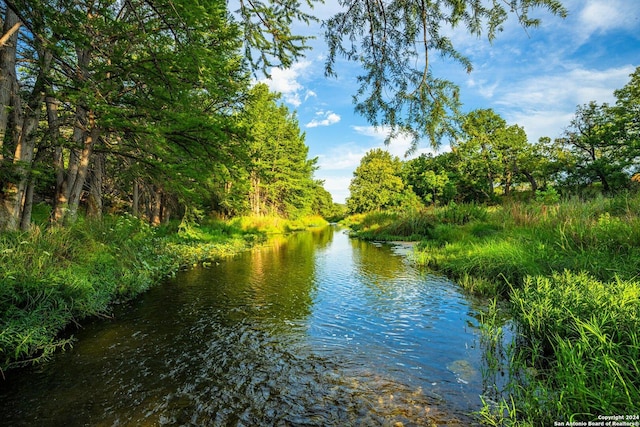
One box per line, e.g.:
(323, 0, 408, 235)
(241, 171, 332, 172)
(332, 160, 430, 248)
(306, 110, 341, 128)
(578, 0, 639, 34)
(507, 109, 575, 143)
(317, 144, 367, 170)
(491, 65, 636, 141)
(350, 125, 440, 158)
(260, 61, 313, 107)
(315, 175, 352, 204)
(467, 77, 500, 99)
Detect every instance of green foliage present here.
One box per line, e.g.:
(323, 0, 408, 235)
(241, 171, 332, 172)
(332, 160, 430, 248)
(344, 210, 435, 241)
(510, 271, 640, 423)
(235, 0, 320, 72)
(557, 101, 631, 193)
(403, 153, 457, 205)
(0, 214, 283, 371)
(228, 214, 327, 236)
(404, 193, 640, 424)
(241, 84, 318, 218)
(534, 186, 560, 204)
(612, 67, 640, 167)
(324, 0, 566, 149)
(436, 201, 488, 224)
(347, 149, 408, 214)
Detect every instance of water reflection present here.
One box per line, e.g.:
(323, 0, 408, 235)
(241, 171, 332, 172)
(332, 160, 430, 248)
(0, 226, 490, 426)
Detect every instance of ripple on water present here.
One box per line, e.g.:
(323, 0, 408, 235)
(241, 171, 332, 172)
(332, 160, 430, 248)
(0, 228, 489, 426)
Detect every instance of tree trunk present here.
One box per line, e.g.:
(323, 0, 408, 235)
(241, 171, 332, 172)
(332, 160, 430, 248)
(132, 179, 140, 217)
(150, 186, 162, 226)
(8, 50, 52, 229)
(522, 170, 538, 194)
(47, 96, 67, 223)
(66, 113, 99, 224)
(51, 45, 97, 225)
(504, 169, 512, 196)
(86, 152, 104, 219)
(250, 171, 261, 215)
(0, 8, 20, 161)
(20, 177, 34, 230)
(0, 8, 20, 229)
(597, 170, 610, 192)
(0, 13, 52, 230)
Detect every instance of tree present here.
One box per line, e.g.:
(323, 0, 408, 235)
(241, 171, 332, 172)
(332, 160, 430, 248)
(0, 5, 53, 230)
(403, 154, 455, 205)
(347, 148, 405, 213)
(310, 182, 345, 221)
(514, 137, 547, 194)
(0, 0, 250, 229)
(454, 109, 506, 201)
(611, 66, 640, 174)
(324, 0, 566, 149)
(241, 83, 317, 218)
(0, 0, 568, 230)
(494, 124, 528, 196)
(559, 102, 629, 193)
(234, 0, 319, 73)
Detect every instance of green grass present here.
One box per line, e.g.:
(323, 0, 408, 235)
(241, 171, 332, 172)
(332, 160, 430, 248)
(506, 271, 640, 423)
(0, 212, 329, 373)
(344, 192, 640, 424)
(1, 212, 327, 373)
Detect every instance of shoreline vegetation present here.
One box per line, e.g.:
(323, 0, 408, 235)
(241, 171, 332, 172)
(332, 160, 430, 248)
(346, 192, 640, 425)
(0, 210, 327, 375)
(2, 192, 639, 425)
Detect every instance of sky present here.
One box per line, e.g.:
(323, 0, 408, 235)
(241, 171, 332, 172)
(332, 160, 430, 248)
(258, 0, 640, 204)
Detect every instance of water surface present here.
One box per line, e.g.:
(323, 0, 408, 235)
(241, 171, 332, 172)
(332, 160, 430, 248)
(0, 227, 491, 426)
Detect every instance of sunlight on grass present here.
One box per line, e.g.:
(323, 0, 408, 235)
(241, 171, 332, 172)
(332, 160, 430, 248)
(342, 192, 640, 424)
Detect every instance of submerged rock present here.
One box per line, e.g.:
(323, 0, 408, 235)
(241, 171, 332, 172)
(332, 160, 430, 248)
(446, 360, 477, 384)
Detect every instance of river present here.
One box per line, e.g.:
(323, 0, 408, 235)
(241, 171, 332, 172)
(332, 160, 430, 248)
(0, 226, 498, 426)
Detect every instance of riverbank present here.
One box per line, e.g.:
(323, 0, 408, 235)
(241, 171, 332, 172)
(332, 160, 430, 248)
(344, 194, 640, 425)
(0, 212, 327, 374)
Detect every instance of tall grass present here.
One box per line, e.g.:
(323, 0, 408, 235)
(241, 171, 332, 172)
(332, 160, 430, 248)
(228, 214, 328, 235)
(509, 271, 640, 422)
(1, 212, 329, 373)
(344, 191, 640, 424)
(0, 214, 270, 373)
(344, 203, 491, 242)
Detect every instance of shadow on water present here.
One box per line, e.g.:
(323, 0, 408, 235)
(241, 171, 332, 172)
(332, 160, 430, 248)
(0, 226, 507, 426)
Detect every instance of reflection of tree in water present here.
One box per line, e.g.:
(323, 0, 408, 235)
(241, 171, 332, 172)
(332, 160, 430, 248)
(309, 225, 335, 250)
(247, 231, 317, 323)
(350, 238, 407, 282)
(0, 226, 494, 426)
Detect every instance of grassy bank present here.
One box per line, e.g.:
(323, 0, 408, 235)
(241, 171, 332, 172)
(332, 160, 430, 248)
(344, 194, 640, 424)
(0, 213, 327, 374)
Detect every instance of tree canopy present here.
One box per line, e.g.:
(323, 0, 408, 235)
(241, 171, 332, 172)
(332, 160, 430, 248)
(241, 83, 318, 218)
(0, 0, 334, 230)
(324, 0, 567, 149)
(0, 0, 594, 229)
(348, 68, 640, 211)
(347, 148, 406, 214)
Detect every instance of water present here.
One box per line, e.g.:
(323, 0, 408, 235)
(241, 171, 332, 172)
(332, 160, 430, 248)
(0, 226, 495, 426)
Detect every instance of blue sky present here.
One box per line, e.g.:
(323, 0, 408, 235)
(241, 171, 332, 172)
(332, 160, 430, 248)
(258, 0, 640, 203)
